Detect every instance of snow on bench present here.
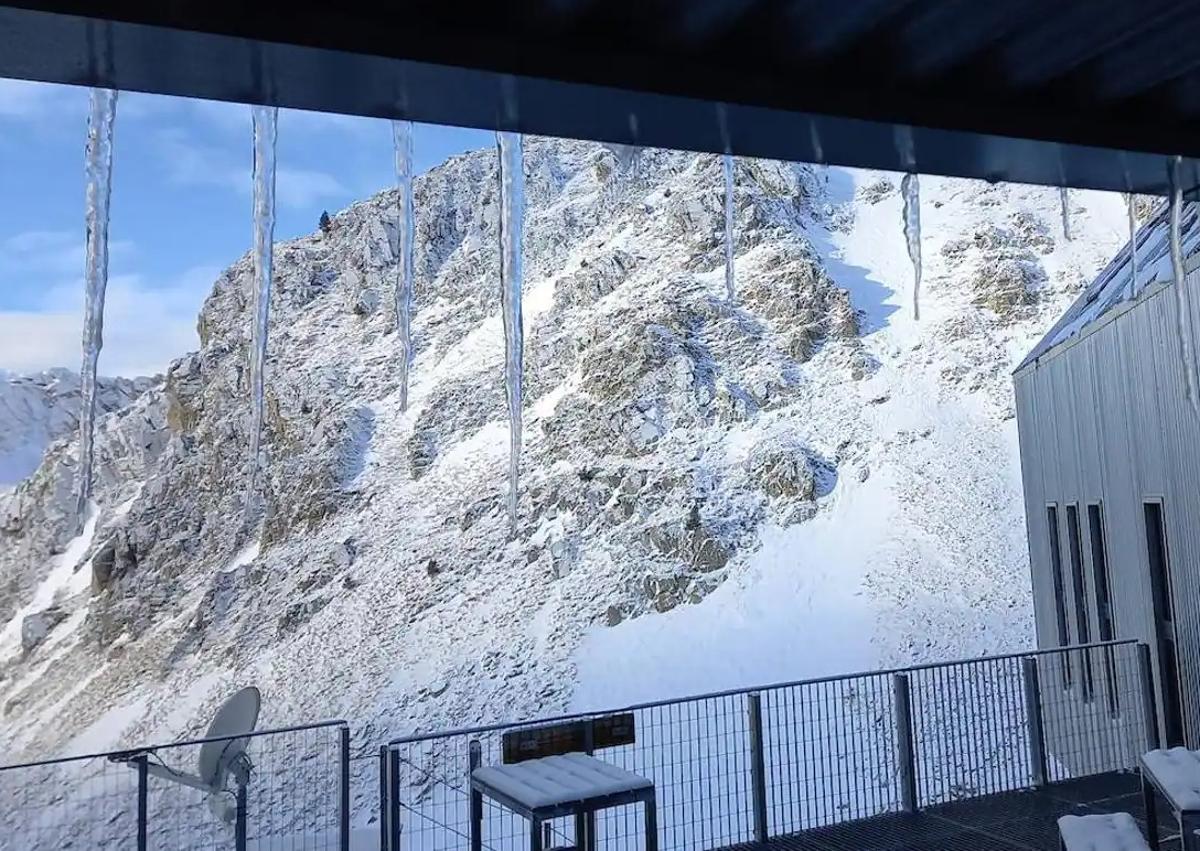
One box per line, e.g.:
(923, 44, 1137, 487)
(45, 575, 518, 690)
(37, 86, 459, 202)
(1142, 747, 1200, 811)
(1058, 813, 1149, 851)
(472, 753, 653, 810)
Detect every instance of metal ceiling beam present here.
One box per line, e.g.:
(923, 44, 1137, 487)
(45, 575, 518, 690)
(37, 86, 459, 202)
(1089, 11, 1200, 103)
(1, 2, 1200, 196)
(898, 0, 1040, 78)
(999, 0, 1179, 89)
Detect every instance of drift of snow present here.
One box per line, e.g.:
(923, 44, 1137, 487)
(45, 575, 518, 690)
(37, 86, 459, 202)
(497, 131, 524, 528)
(1168, 156, 1199, 415)
(723, 153, 736, 301)
(900, 172, 921, 320)
(76, 88, 118, 525)
(247, 106, 278, 502)
(1060, 187, 1071, 241)
(392, 120, 416, 411)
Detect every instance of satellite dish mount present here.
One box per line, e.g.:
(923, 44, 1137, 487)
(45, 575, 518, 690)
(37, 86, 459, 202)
(110, 687, 261, 850)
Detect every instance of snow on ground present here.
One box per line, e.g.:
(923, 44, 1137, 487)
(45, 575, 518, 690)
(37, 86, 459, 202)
(571, 472, 888, 708)
(0, 505, 97, 659)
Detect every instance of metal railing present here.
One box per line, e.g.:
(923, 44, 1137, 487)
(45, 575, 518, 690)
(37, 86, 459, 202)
(0, 719, 351, 850)
(381, 640, 1153, 851)
(0, 642, 1155, 850)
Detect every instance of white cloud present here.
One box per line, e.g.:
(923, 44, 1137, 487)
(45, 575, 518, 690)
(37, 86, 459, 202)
(154, 128, 347, 209)
(0, 229, 136, 281)
(0, 266, 219, 378)
(276, 167, 348, 208)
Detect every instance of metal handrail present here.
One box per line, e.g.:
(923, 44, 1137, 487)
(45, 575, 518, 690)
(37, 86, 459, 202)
(0, 718, 350, 772)
(386, 640, 1137, 746)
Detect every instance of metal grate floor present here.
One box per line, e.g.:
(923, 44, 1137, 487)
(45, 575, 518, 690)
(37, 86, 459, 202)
(724, 773, 1182, 851)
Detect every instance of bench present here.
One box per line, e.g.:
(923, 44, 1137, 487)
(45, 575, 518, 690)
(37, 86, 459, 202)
(471, 753, 657, 851)
(468, 714, 657, 851)
(1058, 813, 1150, 851)
(1142, 747, 1200, 850)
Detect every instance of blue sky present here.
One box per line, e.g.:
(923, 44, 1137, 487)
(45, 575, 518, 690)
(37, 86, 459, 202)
(0, 79, 491, 377)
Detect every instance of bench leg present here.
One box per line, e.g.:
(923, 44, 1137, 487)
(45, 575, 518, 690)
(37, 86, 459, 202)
(1183, 813, 1199, 851)
(575, 810, 587, 850)
(470, 787, 483, 851)
(644, 792, 658, 851)
(1142, 772, 1160, 850)
(531, 817, 544, 851)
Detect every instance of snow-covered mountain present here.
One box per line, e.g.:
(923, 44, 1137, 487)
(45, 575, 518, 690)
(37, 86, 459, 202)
(0, 369, 151, 489)
(0, 140, 1132, 773)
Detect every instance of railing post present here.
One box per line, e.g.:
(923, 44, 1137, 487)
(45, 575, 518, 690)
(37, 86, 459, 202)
(339, 726, 351, 851)
(235, 782, 248, 851)
(747, 692, 769, 843)
(469, 739, 483, 851)
(378, 746, 390, 851)
(1022, 656, 1048, 787)
(892, 673, 918, 812)
(389, 748, 402, 851)
(136, 753, 148, 851)
(1138, 642, 1162, 752)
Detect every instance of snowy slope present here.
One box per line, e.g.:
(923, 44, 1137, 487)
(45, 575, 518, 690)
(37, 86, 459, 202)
(0, 369, 149, 489)
(573, 173, 1130, 707)
(0, 143, 1131, 784)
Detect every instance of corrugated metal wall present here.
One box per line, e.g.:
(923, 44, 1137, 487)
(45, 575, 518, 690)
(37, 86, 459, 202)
(1015, 269, 1200, 747)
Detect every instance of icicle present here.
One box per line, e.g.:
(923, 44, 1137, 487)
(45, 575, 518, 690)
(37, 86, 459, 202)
(1059, 187, 1071, 241)
(1168, 156, 1200, 415)
(393, 119, 415, 411)
(246, 106, 278, 500)
(901, 173, 922, 320)
(497, 131, 524, 529)
(1126, 193, 1138, 299)
(723, 153, 735, 301)
(809, 121, 825, 163)
(76, 88, 118, 523)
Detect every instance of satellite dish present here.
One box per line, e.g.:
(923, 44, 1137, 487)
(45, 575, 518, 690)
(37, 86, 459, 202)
(197, 687, 260, 789)
(110, 686, 261, 826)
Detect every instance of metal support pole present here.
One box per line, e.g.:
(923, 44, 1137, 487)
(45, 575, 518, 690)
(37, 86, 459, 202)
(582, 722, 596, 849)
(1022, 656, 1048, 787)
(389, 748, 402, 851)
(747, 691, 769, 842)
(469, 739, 483, 851)
(136, 754, 148, 851)
(378, 746, 390, 851)
(1138, 642, 1162, 752)
(339, 726, 351, 851)
(893, 673, 918, 811)
(235, 782, 248, 851)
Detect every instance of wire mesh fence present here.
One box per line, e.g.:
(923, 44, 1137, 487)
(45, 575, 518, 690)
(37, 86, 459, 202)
(0, 643, 1153, 850)
(382, 640, 1152, 851)
(0, 720, 350, 850)
(1038, 643, 1151, 782)
(385, 691, 758, 851)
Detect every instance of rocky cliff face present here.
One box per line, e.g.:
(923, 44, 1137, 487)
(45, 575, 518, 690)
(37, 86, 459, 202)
(0, 139, 1132, 767)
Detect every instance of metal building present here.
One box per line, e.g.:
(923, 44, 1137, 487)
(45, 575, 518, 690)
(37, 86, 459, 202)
(1015, 203, 1200, 750)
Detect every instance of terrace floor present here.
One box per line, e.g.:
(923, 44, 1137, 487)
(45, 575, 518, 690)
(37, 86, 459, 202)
(730, 772, 1179, 851)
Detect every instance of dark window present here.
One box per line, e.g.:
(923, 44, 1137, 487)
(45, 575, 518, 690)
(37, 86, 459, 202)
(1087, 504, 1119, 714)
(1088, 504, 1114, 641)
(1066, 504, 1093, 698)
(1047, 505, 1072, 687)
(1145, 501, 1185, 746)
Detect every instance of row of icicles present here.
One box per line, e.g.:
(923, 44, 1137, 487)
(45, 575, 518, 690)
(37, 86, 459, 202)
(72, 92, 1199, 531)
